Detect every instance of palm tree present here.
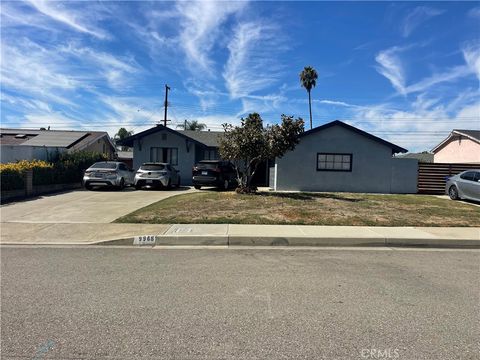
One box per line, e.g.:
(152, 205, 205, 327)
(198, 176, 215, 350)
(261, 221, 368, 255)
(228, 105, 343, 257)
(299, 66, 318, 129)
(177, 120, 207, 131)
(114, 127, 134, 151)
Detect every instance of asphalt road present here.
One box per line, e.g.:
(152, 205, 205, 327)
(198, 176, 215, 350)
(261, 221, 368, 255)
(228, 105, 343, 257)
(1, 247, 478, 360)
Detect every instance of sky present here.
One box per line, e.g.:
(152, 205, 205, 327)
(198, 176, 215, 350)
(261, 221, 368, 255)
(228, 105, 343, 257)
(1, 1, 479, 152)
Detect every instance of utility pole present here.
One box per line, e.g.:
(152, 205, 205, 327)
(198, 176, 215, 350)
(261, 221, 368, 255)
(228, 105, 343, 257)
(163, 84, 170, 127)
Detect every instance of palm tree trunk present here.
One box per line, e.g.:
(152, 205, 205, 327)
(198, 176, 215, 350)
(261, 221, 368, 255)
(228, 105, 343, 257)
(308, 90, 312, 129)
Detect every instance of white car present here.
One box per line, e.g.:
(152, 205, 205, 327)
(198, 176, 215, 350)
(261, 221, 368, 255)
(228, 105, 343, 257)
(445, 170, 480, 202)
(83, 161, 135, 190)
(134, 163, 181, 190)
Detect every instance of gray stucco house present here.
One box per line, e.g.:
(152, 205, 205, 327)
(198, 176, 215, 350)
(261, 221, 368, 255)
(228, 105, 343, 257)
(271, 120, 417, 193)
(119, 125, 223, 185)
(120, 120, 417, 193)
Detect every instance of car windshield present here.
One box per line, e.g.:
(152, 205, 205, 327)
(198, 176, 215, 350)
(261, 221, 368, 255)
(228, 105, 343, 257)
(196, 162, 220, 169)
(140, 164, 166, 171)
(90, 162, 117, 169)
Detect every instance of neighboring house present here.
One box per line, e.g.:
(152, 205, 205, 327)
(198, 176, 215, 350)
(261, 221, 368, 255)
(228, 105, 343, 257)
(272, 120, 417, 193)
(395, 152, 434, 163)
(118, 125, 223, 185)
(431, 129, 480, 164)
(116, 150, 133, 168)
(0, 128, 116, 163)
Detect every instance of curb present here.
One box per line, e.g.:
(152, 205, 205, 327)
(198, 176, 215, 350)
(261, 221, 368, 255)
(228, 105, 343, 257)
(87, 235, 480, 249)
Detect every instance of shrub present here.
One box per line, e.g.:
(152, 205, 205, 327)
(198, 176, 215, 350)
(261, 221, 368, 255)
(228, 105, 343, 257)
(1, 152, 108, 190)
(1, 160, 53, 191)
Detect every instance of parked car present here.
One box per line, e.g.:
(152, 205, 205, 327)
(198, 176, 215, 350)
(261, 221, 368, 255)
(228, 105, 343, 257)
(134, 163, 180, 190)
(192, 160, 237, 190)
(83, 161, 134, 190)
(446, 170, 480, 202)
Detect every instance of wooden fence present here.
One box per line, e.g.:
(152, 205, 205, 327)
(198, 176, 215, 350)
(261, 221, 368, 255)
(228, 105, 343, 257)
(417, 163, 479, 194)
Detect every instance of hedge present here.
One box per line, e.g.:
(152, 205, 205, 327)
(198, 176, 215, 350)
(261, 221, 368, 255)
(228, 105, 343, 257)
(1, 152, 108, 191)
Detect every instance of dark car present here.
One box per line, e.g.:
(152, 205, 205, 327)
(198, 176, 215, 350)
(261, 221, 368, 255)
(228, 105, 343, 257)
(192, 160, 237, 190)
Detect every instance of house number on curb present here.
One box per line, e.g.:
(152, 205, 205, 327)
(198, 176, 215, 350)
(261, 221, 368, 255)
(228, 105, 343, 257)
(175, 227, 193, 233)
(134, 235, 157, 245)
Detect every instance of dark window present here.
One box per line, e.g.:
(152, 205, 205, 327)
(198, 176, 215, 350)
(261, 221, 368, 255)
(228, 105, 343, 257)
(474, 172, 480, 182)
(150, 147, 178, 165)
(204, 148, 219, 160)
(460, 171, 476, 181)
(140, 164, 166, 171)
(317, 153, 352, 172)
(118, 163, 127, 171)
(90, 162, 117, 169)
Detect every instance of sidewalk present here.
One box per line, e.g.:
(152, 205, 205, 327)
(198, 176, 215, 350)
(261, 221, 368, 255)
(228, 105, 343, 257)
(1, 223, 479, 248)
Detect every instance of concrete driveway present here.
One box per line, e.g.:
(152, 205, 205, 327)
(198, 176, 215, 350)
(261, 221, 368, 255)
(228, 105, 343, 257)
(0, 187, 195, 223)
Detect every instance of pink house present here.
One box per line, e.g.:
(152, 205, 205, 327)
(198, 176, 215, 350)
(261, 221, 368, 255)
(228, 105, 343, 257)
(432, 130, 480, 164)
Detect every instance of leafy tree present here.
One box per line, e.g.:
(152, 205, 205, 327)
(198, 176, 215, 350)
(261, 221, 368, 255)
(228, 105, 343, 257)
(114, 128, 134, 151)
(299, 66, 318, 130)
(219, 113, 304, 193)
(177, 120, 207, 131)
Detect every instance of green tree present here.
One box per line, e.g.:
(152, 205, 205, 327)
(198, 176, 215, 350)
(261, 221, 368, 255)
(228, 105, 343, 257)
(299, 66, 318, 130)
(114, 128, 134, 151)
(177, 120, 207, 131)
(219, 113, 304, 193)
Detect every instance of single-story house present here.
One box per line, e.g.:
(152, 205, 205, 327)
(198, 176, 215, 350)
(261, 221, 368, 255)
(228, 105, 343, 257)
(120, 120, 417, 193)
(118, 125, 223, 185)
(0, 128, 116, 163)
(271, 120, 417, 193)
(431, 129, 480, 164)
(116, 150, 133, 168)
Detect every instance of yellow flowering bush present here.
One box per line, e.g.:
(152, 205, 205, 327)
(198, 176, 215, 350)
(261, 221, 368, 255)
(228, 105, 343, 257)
(1, 152, 109, 191)
(0, 159, 53, 173)
(1, 160, 54, 190)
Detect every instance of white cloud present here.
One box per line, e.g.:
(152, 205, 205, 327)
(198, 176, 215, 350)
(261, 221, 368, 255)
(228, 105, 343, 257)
(0, 39, 81, 106)
(375, 46, 407, 95)
(462, 42, 480, 81)
(401, 6, 444, 38)
(25, 0, 109, 39)
(223, 21, 284, 99)
(468, 7, 480, 19)
(176, 0, 247, 74)
(376, 43, 478, 96)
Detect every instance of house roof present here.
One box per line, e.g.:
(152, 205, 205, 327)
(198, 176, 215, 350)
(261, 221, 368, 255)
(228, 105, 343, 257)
(177, 130, 223, 147)
(300, 120, 408, 154)
(118, 125, 223, 148)
(431, 129, 480, 153)
(0, 128, 115, 151)
(396, 152, 434, 163)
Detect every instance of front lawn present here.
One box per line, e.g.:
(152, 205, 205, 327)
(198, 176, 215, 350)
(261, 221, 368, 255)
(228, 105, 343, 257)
(114, 191, 480, 227)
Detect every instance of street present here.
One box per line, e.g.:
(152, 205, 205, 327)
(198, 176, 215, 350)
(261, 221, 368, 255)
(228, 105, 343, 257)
(1, 247, 478, 359)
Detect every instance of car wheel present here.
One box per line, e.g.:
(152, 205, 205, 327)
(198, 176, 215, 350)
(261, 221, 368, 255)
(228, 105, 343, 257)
(135, 184, 142, 190)
(167, 179, 172, 189)
(223, 179, 229, 190)
(85, 184, 93, 191)
(448, 185, 459, 200)
(118, 178, 125, 190)
(194, 185, 202, 190)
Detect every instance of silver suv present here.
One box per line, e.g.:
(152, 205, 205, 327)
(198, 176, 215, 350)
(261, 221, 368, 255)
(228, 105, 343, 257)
(83, 161, 134, 190)
(134, 163, 181, 190)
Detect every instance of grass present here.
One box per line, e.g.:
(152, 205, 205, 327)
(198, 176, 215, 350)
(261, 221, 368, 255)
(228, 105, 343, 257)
(114, 190, 480, 227)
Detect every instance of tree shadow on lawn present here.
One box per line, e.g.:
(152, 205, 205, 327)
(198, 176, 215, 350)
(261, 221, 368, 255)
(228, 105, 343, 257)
(257, 192, 363, 202)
